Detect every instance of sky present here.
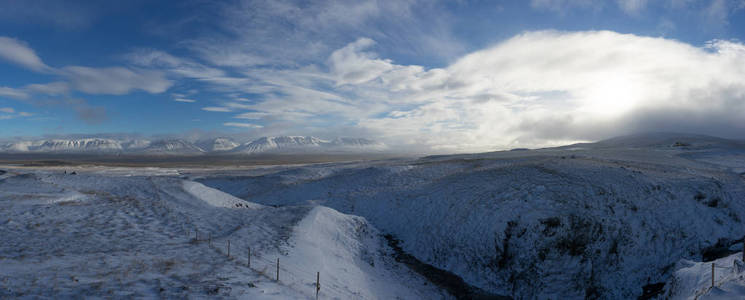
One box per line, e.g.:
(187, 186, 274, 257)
(0, 0, 744, 152)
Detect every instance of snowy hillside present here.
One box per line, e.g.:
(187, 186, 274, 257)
(140, 139, 205, 155)
(233, 136, 327, 154)
(569, 132, 745, 151)
(0, 170, 447, 299)
(231, 136, 386, 154)
(664, 252, 745, 299)
(1, 138, 124, 153)
(197, 137, 240, 152)
(193, 133, 745, 299)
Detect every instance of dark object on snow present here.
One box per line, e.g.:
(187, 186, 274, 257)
(671, 141, 691, 147)
(701, 238, 743, 262)
(0, 170, 6, 175)
(638, 282, 665, 300)
(70, 171, 77, 175)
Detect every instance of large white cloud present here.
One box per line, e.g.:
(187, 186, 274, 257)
(217, 30, 745, 152)
(374, 31, 745, 150)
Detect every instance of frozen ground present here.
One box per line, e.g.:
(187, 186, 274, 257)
(665, 252, 745, 299)
(193, 133, 745, 299)
(0, 170, 447, 299)
(2, 133, 745, 299)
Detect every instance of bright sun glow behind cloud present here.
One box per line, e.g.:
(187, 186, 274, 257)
(240, 29, 742, 152)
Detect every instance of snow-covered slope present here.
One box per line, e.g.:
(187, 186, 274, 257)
(140, 139, 205, 155)
(197, 137, 240, 152)
(195, 134, 745, 299)
(231, 136, 386, 154)
(232, 136, 327, 154)
(567, 132, 745, 150)
(2, 138, 124, 153)
(122, 139, 151, 150)
(0, 170, 447, 299)
(665, 252, 745, 299)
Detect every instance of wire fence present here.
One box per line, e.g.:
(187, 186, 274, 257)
(186, 229, 360, 299)
(693, 260, 744, 300)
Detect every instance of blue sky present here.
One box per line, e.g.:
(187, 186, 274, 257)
(1, 0, 744, 151)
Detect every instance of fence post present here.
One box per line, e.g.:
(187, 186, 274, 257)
(276, 258, 280, 281)
(711, 263, 715, 288)
(227, 240, 231, 257)
(316, 271, 320, 300)
(247, 247, 251, 268)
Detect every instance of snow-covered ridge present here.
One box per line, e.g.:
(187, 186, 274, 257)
(0, 136, 386, 155)
(232, 136, 386, 154)
(194, 133, 745, 299)
(196, 137, 240, 152)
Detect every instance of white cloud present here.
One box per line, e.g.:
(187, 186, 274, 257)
(60, 66, 172, 95)
(0, 36, 52, 72)
(223, 122, 263, 128)
(0, 36, 174, 97)
(231, 31, 745, 152)
(25, 81, 70, 95)
(202, 106, 232, 112)
(0, 86, 29, 99)
(188, 0, 461, 70)
(328, 38, 394, 85)
(371, 31, 745, 150)
(0, 107, 34, 119)
(234, 112, 269, 119)
(174, 98, 196, 103)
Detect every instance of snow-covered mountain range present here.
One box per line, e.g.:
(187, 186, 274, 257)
(0, 136, 387, 155)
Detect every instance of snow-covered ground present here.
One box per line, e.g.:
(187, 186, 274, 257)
(193, 134, 745, 299)
(665, 252, 745, 299)
(0, 170, 448, 299)
(2, 133, 745, 299)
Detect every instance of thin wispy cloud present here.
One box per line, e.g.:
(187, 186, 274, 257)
(0, 37, 53, 73)
(223, 122, 263, 128)
(202, 106, 232, 112)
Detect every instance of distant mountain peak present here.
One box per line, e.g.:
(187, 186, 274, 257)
(0, 135, 386, 155)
